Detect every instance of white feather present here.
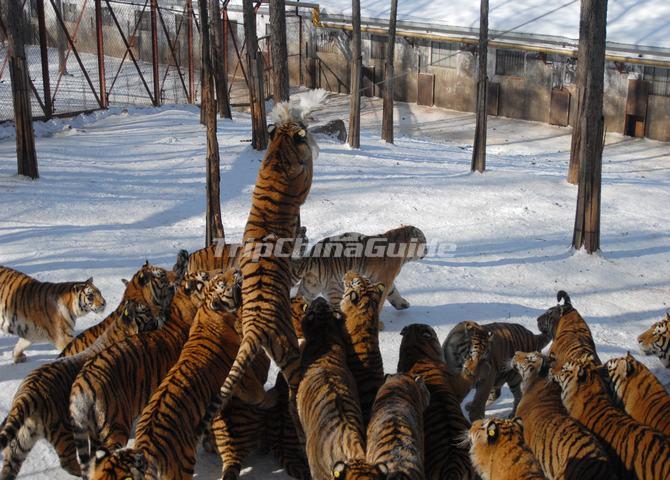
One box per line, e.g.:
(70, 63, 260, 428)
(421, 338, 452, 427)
(269, 89, 328, 126)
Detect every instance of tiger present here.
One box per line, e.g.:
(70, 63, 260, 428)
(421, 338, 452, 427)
(293, 225, 427, 316)
(0, 300, 161, 480)
(552, 357, 670, 480)
(340, 271, 385, 425)
(60, 262, 174, 357)
(297, 297, 387, 480)
(637, 313, 670, 368)
(453, 321, 550, 421)
(604, 352, 670, 436)
(290, 295, 309, 344)
(467, 417, 546, 480)
(365, 373, 430, 480)
(397, 324, 476, 480)
(0, 266, 106, 362)
(510, 351, 617, 480)
(219, 91, 326, 429)
(536, 291, 601, 368)
(88, 270, 271, 480)
(69, 271, 209, 470)
(266, 375, 311, 480)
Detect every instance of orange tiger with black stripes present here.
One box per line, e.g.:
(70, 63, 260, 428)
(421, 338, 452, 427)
(218, 90, 327, 420)
(638, 312, 670, 368)
(88, 269, 270, 480)
(0, 266, 106, 362)
(552, 356, 670, 480)
(69, 270, 208, 470)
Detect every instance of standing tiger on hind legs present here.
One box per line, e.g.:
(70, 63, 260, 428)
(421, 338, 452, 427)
(218, 89, 328, 437)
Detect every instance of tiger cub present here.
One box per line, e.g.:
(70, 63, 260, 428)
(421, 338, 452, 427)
(297, 297, 387, 480)
(340, 271, 385, 425)
(511, 351, 617, 480)
(69, 271, 208, 469)
(638, 313, 670, 368)
(468, 417, 546, 480)
(267, 375, 311, 480)
(537, 291, 601, 367)
(450, 321, 550, 421)
(294, 225, 426, 314)
(88, 270, 270, 480)
(366, 373, 430, 480)
(0, 266, 106, 362)
(553, 357, 670, 480)
(0, 300, 160, 480)
(397, 324, 476, 480)
(60, 262, 173, 357)
(604, 352, 670, 436)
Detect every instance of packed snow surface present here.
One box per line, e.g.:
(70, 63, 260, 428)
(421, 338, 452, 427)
(1, 94, 670, 478)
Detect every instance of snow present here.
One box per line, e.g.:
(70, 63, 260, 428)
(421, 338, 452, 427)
(309, 0, 670, 50)
(1, 93, 670, 478)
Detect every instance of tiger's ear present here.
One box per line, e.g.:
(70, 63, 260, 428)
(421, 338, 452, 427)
(85, 277, 94, 285)
(332, 461, 346, 478)
(94, 448, 110, 464)
(577, 365, 588, 383)
(268, 124, 277, 139)
(376, 463, 389, 476)
(512, 416, 524, 429)
(375, 283, 385, 295)
(121, 278, 129, 286)
(486, 421, 498, 443)
(400, 325, 408, 336)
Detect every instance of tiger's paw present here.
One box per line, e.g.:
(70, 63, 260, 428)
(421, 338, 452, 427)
(390, 298, 410, 310)
(13, 353, 27, 364)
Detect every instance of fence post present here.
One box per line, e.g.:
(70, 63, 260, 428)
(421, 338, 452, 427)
(35, 0, 53, 117)
(187, 0, 195, 103)
(150, 0, 160, 106)
(94, 0, 108, 108)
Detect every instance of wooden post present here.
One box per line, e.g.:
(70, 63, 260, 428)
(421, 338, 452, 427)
(8, 0, 38, 179)
(270, 0, 289, 103)
(211, 0, 232, 118)
(55, 0, 68, 75)
(471, 0, 488, 173)
(150, 0, 160, 106)
(572, 0, 608, 254)
(243, 0, 268, 150)
(223, 7, 229, 77)
(348, 0, 361, 148)
(36, 0, 53, 117)
(94, 0, 107, 108)
(381, 0, 397, 143)
(187, 0, 195, 103)
(198, 0, 225, 246)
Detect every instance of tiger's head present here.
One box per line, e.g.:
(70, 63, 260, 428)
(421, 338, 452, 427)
(118, 299, 164, 334)
(638, 314, 670, 367)
(122, 261, 174, 317)
(510, 351, 549, 392)
(467, 417, 526, 476)
(180, 271, 210, 302)
(330, 460, 388, 480)
(340, 271, 384, 324)
(75, 277, 106, 314)
(385, 225, 428, 261)
(550, 356, 602, 416)
(204, 269, 243, 313)
(88, 447, 146, 480)
(290, 295, 309, 341)
(461, 322, 492, 379)
(301, 297, 344, 345)
(536, 290, 573, 340)
(604, 352, 645, 396)
(397, 323, 444, 372)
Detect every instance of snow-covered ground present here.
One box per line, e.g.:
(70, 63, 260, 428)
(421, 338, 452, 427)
(1, 94, 669, 478)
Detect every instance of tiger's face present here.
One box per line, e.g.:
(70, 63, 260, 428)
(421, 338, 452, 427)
(180, 271, 210, 299)
(88, 447, 146, 480)
(536, 290, 572, 339)
(119, 300, 163, 334)
(638, 316, 670, 367)
(124, 262, 175, 316)
(551, 358, 600, 415)
(604, 352, 640, 388)
(205, 270, 242, 313)
(468, 417, 525, 465)
(397, 323, 444, 371)
(77, 277, 106, 314)
(340, 271, 384, 321)
(462, 323, 492, 379)
(301, 297, 343, 342)
(510, 351, 547, 388)
(331, 460, 388, 480)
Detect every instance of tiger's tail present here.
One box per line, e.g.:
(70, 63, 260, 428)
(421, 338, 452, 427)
(0, 395, 31, 449)
(219, 335, 261, 410)
(172, 249, 190, 281)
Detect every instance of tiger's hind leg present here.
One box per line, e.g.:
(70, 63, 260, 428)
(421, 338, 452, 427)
(506, 372, 523, 417)
(11, 338, 32, 364)
(47, 422, 81, 477)
(1, 422, 40, 480)
(386, 283, 410, 310)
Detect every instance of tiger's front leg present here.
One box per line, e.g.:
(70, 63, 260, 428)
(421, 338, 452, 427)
(468, 373, 496, 422)
(11, 338, 31, 364)
(386, 283, 410, 310)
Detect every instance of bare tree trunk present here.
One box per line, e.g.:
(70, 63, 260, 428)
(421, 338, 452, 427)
(270, 0, 290, 103)
(572, 0, 607, 254)
(348, 0, 361, 148)
(8, 0, 38, 179)
(243, 0, 268, 150)
(381, 0, 397, 144)
(55, 0, 68, 75)
(471, 0, 488, 173)
(199, 0, 224, 246)
(567, 94, 582, 184)
(211, 0, 232, 118)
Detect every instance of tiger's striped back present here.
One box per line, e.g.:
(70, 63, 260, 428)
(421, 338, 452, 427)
(468, 417, 546, 480)
(605, 352, 670, 436)
(185, 243, 243, 273)
(366, 373, 430, 480)
(511, 351, 617, 480)
(398, 324, 476, 480)
(340, 271, 385, 425)
(554, 358, 670, 480)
